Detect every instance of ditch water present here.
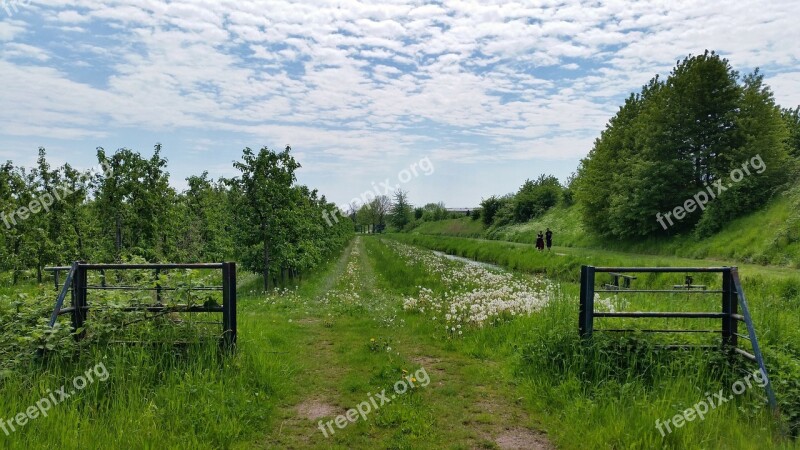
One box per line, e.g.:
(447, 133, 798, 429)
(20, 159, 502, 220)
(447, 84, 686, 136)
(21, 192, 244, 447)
(431, 251, 503, 271)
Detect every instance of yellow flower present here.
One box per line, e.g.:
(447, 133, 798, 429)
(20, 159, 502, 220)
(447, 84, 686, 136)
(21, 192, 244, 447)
(370, 338, 375, 342)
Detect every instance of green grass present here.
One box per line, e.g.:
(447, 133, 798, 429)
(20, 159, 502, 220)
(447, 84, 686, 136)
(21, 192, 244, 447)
(3, 233, 800, 448)
(384, 233, 800, 442)
(413, 183, 800, 268)
(372, 235, 794, 448)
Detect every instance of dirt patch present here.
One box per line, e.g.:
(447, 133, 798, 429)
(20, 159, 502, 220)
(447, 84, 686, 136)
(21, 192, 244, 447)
(294, 399, 339, 421)
(411, 355, 446, 372)
(495, 427, 553, 450)
(296, 318, 320, 325)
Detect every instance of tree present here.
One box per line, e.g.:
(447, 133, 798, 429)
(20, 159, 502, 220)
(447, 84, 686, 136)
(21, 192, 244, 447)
(230, 146, 300, 291)
(782, 106, 800, 159)
(367, 195, 391, 233)
(575, 51, 792, 238)
(390, 189, 413, 230)
(695, 70, 791, 235)
(95, 146, 174, 261)
(480, 196, 502, 226)
(512, 175, 562, 222)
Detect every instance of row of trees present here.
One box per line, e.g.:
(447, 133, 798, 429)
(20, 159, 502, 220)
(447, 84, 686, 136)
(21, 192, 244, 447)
(574, 51, 798, 238)
(478, 174, 570, 228)
(0, 146, 353, 289)
(347, 190, 469, 233)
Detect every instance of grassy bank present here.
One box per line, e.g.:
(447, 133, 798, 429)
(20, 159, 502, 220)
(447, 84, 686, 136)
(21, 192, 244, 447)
(412, 183, 800, 267)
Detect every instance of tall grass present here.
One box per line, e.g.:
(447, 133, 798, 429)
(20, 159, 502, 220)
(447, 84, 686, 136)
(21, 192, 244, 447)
(382, 234, 800, 443)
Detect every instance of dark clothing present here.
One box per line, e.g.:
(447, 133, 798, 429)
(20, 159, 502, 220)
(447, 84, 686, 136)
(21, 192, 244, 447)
(545, 231, 553, 249)
(536, 234, 545, 250)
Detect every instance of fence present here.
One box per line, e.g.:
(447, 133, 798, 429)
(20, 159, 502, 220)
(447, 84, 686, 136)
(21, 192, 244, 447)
(579, 265, 777, 412)
(46, 262, 237, 350)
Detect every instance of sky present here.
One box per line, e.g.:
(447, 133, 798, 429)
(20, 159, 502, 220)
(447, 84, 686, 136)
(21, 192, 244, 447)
(0, 0, 799, 209)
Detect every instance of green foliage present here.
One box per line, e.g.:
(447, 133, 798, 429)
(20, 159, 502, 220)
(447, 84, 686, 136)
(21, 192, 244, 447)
(512, 174, 562, 222)
(575, 51, 793, 239)
(479, 195, 503, 226)
(783, 106, 800, 159)
(0, 146, 352, 291)
(478, 175, 566, 229)
(389, 189, 412, 231)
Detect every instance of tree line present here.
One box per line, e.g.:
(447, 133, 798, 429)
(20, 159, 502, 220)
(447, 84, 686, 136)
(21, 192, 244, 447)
(0, 146, 353, 290)
(346, 190, 471, 233)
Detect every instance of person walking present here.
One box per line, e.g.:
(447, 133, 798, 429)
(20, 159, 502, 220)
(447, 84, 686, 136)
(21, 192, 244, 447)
(536, 231, 544, 251)
(545, 228, 553, 251)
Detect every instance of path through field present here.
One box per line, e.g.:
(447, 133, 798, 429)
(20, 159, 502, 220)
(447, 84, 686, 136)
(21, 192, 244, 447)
(258, 237, 552, 450)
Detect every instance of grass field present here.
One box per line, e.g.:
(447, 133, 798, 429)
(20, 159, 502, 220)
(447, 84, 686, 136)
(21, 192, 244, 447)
(3, 235, 800, 448)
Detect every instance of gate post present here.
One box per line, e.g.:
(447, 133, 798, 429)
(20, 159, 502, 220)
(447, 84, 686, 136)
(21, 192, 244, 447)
(579, 265, 595, 338)
(71, 261, 88, 340)
(221, 262, 237, 350)
(721, 267, 738, 347)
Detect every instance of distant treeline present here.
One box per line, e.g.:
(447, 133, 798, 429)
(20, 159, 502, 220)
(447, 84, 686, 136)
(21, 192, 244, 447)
(0, 146, 352, 289)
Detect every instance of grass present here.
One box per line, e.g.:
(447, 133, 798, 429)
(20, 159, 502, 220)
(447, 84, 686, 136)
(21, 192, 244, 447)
(3, 234, 800, 448)
(413, 182, 800, 268)
(0, 255, 343, 449)
(373, 235, 794, 448)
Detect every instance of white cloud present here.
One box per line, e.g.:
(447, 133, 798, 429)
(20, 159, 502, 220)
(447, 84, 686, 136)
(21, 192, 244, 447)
(0, 0, 799, 205)
(767, 72, 800, 108)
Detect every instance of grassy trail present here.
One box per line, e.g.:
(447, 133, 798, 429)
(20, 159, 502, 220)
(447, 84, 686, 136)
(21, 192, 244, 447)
(256, 236, 551, 449)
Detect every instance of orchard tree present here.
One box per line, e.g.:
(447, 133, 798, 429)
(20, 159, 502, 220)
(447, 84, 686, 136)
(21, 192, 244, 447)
(230, 146, 300, 290)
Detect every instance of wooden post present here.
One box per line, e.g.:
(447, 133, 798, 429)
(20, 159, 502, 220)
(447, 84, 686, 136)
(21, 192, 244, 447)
(221, 262, 237, 350)
(721, 267, 738, 347)
(579, 265, 595, 338)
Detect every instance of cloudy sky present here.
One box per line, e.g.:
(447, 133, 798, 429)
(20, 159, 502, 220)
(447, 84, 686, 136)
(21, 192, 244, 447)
(1, 0, 798, 208)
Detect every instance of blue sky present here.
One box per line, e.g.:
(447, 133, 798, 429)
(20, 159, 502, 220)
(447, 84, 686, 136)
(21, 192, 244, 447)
(1, 0, 799, 209)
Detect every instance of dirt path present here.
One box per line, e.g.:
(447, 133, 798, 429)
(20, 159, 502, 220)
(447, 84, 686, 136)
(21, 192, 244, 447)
(261, 237, 553, 449)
